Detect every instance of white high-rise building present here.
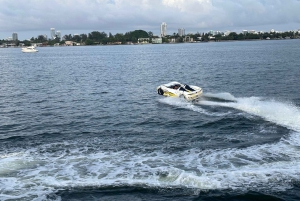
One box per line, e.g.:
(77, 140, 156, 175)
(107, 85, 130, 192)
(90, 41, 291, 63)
(12, 32, 18, 41)
(178, 28, 185, 36)
(56, 30, 61, 39)
(161, 22, 167, 37)
(50, 28, 56, 39)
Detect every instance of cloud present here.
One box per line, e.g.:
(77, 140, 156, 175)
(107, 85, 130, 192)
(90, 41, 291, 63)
(0, 0, 300, 39)
(162, 0, 213, 13)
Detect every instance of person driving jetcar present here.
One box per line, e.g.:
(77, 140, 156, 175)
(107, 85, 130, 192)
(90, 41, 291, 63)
(173, 84, 186, 91)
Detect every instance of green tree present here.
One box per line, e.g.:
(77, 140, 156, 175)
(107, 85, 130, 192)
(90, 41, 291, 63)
(88, 31, 107, 43)
(148, 31, 153, 38)
(214, 34, 222, 41)
(237, 33, 245, 40)
(108, 32, 115, 43)
(37, 35, 46, 42)
(23, 40, 31, 46)
(124, 30, 149, 43)
(85, 38, 93, 45)
(73, 35, 81, 42)
(228, 32, 238, 40)
(131, 37, 138, 43)
(162, 37, 169, 43)
(80, 34, 87, 42)
(114, 33, 125, 43)
(47, 40, 55, 46)
(64, 34, 72, 41)
(203, 33, 209, 41)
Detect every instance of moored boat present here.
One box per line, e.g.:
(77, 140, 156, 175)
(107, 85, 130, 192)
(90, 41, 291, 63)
(21, 46, 38, 53)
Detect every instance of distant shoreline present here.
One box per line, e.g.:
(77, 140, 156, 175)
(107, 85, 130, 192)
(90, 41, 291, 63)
(1, 37, 299, 49)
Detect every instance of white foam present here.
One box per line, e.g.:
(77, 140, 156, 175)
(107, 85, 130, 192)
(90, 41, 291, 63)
(1, 95, 300, 200)
(204, 92, 237, 102)
(153, 94, 300, 191)
(197, 95, 300, 132)
(1, 134, 300, 200)
(159, 97, 230, 116)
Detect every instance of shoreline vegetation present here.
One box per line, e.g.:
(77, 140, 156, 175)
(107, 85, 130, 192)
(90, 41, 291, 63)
(1, 29, 300, 48)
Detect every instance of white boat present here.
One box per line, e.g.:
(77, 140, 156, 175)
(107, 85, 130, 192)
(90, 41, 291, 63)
(157, 81, 203, 101)
(21, 46, 38, 53)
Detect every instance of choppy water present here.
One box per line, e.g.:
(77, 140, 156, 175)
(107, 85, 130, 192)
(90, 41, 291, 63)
(1, 40, 300, 201)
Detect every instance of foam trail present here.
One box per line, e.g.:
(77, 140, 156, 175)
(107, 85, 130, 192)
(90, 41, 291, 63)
(159, 97, 230, 116)
(197, 94, 300, 132)
(203, 92, 237, 102)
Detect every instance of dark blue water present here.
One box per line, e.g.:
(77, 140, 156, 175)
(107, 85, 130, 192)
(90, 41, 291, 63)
(1, 40, 300, 201)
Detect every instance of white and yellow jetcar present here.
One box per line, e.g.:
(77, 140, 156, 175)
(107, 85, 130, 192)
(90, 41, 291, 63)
(157, 82, 203, 101)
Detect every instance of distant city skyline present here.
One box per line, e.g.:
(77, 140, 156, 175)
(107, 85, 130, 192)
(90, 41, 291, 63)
(1, 0, 300, 40)
(2, 24, 300, 41)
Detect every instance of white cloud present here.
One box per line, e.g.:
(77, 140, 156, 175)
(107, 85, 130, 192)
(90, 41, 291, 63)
(0, 0, 300, 39)
(162, 0, 213, 13)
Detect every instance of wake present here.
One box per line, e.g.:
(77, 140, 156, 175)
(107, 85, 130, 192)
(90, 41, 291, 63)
(196, 93, 300, 132)
(159, 92, 300, 132)
(2, 92, 299, 200)
(157, 92, 300, 192)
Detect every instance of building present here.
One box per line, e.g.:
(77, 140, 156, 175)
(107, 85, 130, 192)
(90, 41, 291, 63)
(65, 41, 74, 46)
(170, 38, 176, 43)
(12, 32, 18, 41)
(178, 28, 185, 37)
(224, 31, 231, 36)
(138, 38, 150, 44)
(152, 38, 162, 44)
(213, 31, 221, 35)
(185, 36, 194, 42)
(56, 31, 61, 39)
(50, 28, 56, 39)
(161, 22, 167, 37)
(242, 30, 248, 34)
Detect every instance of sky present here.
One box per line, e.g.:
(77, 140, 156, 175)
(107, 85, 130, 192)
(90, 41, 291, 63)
(1, 0, 300, 40)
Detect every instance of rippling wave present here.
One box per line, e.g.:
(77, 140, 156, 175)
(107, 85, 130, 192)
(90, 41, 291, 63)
(1, 41, 300, 200)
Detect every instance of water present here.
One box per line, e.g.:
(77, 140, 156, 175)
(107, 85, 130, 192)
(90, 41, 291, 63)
(0, 40, 300, 201)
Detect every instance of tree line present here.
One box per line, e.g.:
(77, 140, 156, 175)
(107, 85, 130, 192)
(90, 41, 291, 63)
(29, 30, 151, 45)
(211, 31, 299, 41)
(1, 29, 299, 46)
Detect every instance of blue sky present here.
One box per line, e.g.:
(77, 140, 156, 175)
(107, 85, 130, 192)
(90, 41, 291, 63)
(1, 0, 300, 40)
